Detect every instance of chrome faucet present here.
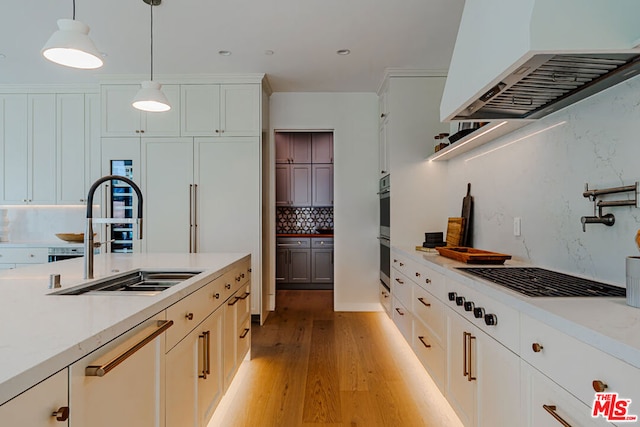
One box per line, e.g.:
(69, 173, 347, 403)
(84, 175, 144, 279)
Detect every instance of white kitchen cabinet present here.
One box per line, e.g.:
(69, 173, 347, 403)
(378, 115, 389, 176)
(56, 93, 100, 205)
(166, 306, 224, 427)
(0, 94, 56, 205)
(68, 313, 168, 427)
(101, 84, 181, 137)
(446, 310, 478, 427)
(275, 132, 312, 164)
(223, 282, 252, 390)
(180, 84, 259, 137)
(0, 369, 69, 426)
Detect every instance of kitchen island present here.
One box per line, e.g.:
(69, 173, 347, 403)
(0, 252, 251, 425)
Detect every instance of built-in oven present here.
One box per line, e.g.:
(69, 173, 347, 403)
(378, 175, 390, 290)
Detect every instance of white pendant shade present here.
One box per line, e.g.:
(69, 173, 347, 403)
(132, 81, 171, 112)
(42, 18, 103, 69)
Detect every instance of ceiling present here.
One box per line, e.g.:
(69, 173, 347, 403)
(0, 0, 465, 92)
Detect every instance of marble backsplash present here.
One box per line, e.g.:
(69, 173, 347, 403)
(277, 207, 333, 234)
(0, 206, 99, 242)
(441, 74, 640, 286)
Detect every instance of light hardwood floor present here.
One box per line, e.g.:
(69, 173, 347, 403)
(209, 290, 463, 427)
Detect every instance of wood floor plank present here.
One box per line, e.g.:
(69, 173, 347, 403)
(302, 319, 342, 423)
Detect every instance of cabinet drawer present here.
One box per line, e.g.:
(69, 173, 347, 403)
(392, 297, 412, 343)
(522, 361, 611, 427)
(235, 283, 251, 325)
(521, 314, 640, 409)
(391, 254, 411, 277)
(379, 283, 391, 316)
(311, 238, 333, 248)
(413, 285, 445, 345)
(0, 247, 48, 264)
(410, 261, 447, 303)
(237, 316, 251, 363)
(391, 269, 412, 309)
(166, 278, 225, 351)
(413, 318, 445, 391)
(277, 237, 311, 248)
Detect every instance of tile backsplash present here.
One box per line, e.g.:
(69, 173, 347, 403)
(277, 207, 333, 233)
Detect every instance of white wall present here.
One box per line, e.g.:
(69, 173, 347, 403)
(270, 93, 379, 311)
(441, 74, 640, 286)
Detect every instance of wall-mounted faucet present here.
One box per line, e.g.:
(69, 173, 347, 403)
(581, 182, 637, 232)
(84, 175, 144, 279)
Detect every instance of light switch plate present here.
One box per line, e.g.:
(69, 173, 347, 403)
(513, 217, 521, 236)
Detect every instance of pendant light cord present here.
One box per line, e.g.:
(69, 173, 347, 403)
(150, 1, 154, 81)
(72, 0, 76, 19)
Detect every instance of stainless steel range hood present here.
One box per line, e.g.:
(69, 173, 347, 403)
(441, 0, 640, 122)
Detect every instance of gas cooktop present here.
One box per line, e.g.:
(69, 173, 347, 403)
(457, 267, 626, 298)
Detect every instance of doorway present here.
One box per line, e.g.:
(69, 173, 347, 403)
(274, 131, 334, 292)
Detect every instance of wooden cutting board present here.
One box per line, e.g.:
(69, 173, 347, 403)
(436, 247, 512, 264)
(461, 183, 473, 247)
(446, 217, 465, 247)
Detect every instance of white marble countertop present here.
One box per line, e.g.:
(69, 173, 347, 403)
(394, 246, 640, 370)
(0, 252, 249, 406)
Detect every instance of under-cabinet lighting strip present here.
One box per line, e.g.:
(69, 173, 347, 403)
(464, 120, 566, 162)
(430, 121, 508, 161)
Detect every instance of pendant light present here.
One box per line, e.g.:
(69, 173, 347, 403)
(132, 0, 170, 112)
(42, 0, 103, 69)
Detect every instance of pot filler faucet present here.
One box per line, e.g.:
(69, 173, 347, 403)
(84, 175, 144, 279)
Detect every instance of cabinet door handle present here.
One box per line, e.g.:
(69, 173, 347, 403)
(395, 278, 404, 284)
(228, 296, 240, 306)
(193, 184, 198, 252)
(542, 405, 573, 427)
(52, 406, 70, 422)
(198, 330, 210, 379)
(417, 336, 431, 349)
(463, 331, 469, 378)
(239, 291, 251, 300)
(395, 307, 405, 316)
(189, 184, 193, 253)
(239, 328, 250, 339)
(417, 297, 431, 307)
(85, 320, 173, 377)
(468, 335, 476, 381)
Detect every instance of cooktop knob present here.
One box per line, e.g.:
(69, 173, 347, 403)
(456, 296, 465, 306)
(484, 313, 498, 326)
(464, 301, 475, 312)
(474, 307, 485, 319)
(448, 292, 457, 301)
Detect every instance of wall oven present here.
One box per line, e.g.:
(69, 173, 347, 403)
(379, 175, 390, 290)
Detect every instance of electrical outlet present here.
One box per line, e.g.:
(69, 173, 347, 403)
(513, 217, 521, 236)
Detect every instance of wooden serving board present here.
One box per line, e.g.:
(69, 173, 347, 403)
(435, 246, 512, 264)
(446, 217, 465, 247)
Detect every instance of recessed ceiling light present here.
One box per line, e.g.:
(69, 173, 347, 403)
(336, 49, 351, 55)
(218, 50, 232, 56)
(264, 50, 274, 56)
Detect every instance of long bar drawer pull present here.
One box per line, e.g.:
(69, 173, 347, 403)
(199, 330, 210, 379)
(417, 297, 431, 307)
(395, 308, 405, 315)
(239, 328, 250, 339)
(542, 405, 573, 427)
(85, 320, 173, 377)
(228, 296, 241, 306)
(395, 278, 404, 284)
(238, 291, 251, 300)
(417, 336, 431, 348)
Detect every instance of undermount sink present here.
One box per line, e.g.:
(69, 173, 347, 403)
(50, 270, 203, 296)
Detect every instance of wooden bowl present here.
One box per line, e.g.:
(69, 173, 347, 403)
(55, 233, 88, 243)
